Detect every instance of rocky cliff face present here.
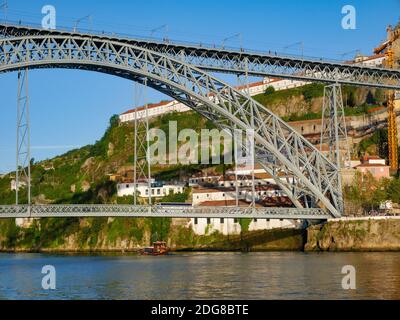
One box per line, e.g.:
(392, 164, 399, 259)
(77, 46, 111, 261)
(305, 218, 400, 251)
(0, 217, 304, 253)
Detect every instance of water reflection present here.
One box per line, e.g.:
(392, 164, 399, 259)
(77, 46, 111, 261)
(0, 252, 399, 299)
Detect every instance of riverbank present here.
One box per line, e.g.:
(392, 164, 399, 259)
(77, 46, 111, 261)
(305, 217, 400, 251)
(1, 217, 400, 253)
(0, 217, 305, 253)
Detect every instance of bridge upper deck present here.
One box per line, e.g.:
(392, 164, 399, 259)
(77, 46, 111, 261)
(1, 22, 400, 89)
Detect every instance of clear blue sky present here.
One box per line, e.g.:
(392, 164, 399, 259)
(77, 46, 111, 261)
(1, 0, 399, 173)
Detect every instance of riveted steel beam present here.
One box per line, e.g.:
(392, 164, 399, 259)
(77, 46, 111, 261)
(0, 23, 399, 89)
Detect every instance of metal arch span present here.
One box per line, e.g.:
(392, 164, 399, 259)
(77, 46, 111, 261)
(1, 23, 400, 89)
(0, 34, 342, 217)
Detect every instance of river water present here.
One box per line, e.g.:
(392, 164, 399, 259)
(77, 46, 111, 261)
(0, 252, 399, 300)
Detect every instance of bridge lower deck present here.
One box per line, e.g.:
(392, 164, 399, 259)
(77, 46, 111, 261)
(0, 205, 330, 220)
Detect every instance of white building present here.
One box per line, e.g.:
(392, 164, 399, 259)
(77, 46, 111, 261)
(192, 185, 285, 206)
(351, 53, 385, 67)
(189, 175, 222, 187)
(189, 217, 300, 236)
(117, 182, 185, 198)
(10, 179, 27, 191)
(119, 100, 191, 122)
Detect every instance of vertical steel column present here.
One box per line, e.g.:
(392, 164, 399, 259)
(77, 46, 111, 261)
(133, 78, 152, 206)
(16, 67, 31, 207)
(320, 83, 350, 169)
(235, 57, 256, 209)
(320, 83, 347, 214)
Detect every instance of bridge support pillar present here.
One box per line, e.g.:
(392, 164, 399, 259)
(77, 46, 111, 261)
(320, 83, 348, 214)
(133, 78, 152, 206)
(234, 58, 256, 209)
(15, 67, 32, 227)
(320, 83, 350, 168)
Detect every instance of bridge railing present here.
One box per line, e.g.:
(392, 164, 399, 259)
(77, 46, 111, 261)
(0, 20, 354, 64)
(0, 204, 330, 219)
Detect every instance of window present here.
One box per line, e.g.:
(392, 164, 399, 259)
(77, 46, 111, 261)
(126, 184, 129, 188)
(254, 218, 257, 222)
(194, 218, 198, 225)
(152, 189, 155, 195)
(157, 189, 161, 195)
(220, 218, 224, 223)
(234, 218, 238, 223)
(280, 219, 283, 221)
(266, 219, 270, 222)
(207, 218, 211, 225)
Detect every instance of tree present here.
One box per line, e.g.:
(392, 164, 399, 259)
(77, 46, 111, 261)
(346, 172, 388, 213)
(265, 86, 275, 95)
(365, 90, 376, 105)
(347, 91, 356, 107)
(387, 178, 400, 203)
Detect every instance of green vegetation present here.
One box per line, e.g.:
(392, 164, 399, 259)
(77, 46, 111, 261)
(157, 189, 190, 203)
(282, 112, 322, 122)
(280, 104, 381, 122)
(239, 218, 252, 232)
(254, 83, 325, 106)
(345, 172, 400, 213)
(357, 128, 388, 159)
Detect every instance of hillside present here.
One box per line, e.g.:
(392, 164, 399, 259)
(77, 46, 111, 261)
(0, 111, 218, 206)
(253, 83, 385, 120)
(0, 82, 386, 205)
(0, 82, 396, 252)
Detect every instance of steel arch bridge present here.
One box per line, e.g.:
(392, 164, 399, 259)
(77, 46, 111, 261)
(0, 24, 397, 219)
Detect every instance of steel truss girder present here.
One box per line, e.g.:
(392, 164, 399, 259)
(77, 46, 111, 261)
(0, 205, 330, 220)
(0, 34, 342, 217)
(0, 23, 399, 89)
